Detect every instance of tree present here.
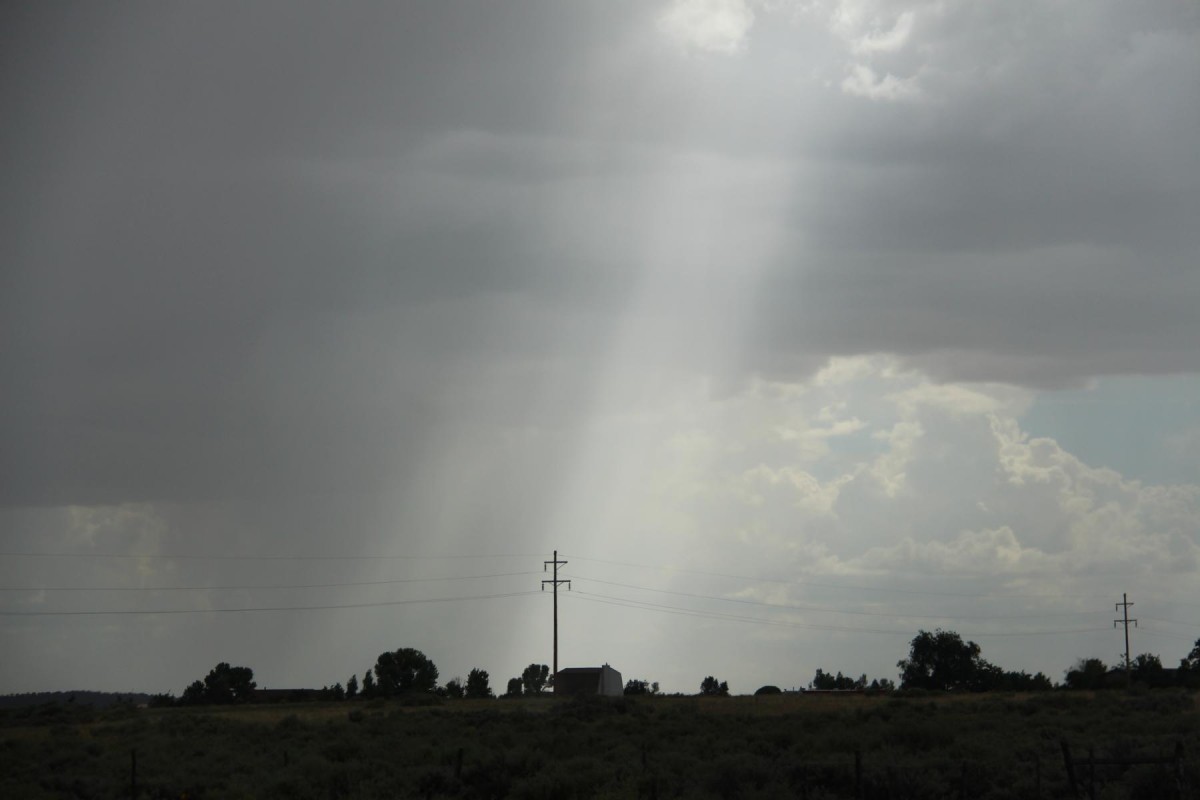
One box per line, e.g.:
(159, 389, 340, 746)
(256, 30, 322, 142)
(991, 670, 1052, 692)
(1064, 658, 1109, 690)
(346, 674, 358, 699)
(373, 648, 439, 696)
(181, 680, 207, 706)
(699, 676, 729, 696)
(504, 677, 523, 698)
(522, 663, 550, 695)
(179, 663, 256, 705)
(466, 668, 493, 699)
(208, 662, 256, 703)
(1131, 653, 1168, 688)
(1179, 638, 1200, 688)
(361, 668, 376, 698)
(810, 669, 866, 690)
(444, 677, 465, 699)
(624, 679, 650, 695)
(897, 630, 994, 691)
(754, 685, 782, 696)
(1185, 638, 1200, 670)
(810, 669, 834, 690)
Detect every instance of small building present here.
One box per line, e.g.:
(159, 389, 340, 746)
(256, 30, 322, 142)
(554, 664, 623, 697)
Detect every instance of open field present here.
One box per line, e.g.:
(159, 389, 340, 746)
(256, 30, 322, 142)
(2, 691, 1197, 799)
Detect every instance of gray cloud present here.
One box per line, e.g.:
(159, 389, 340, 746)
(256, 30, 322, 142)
(2, 1, 1198, 693)
(4, 0, 1196, 500)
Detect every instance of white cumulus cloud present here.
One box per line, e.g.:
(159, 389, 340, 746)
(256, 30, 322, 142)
(659, 0, 757, 54)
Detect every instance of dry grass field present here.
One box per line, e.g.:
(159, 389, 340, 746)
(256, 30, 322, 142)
(2, 690, 1197, 799)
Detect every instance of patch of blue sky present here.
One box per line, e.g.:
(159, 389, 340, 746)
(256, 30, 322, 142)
(1020, 375, 1200, 487)
(802, 426, 889, 483)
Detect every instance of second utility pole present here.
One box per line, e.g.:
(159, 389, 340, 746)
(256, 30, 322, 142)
(543, 551, 570, 687)
(1114, 592, 1137, 678)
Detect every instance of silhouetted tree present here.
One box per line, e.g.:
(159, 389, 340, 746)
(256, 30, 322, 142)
(991, 670, 1053, 691)
(181, 680, 207, 706)
(1179, 638, 1200, 687)
(898, 629, 995, 691)
(361, 668, 376, 698)
(754, 685, 782, 695)
(699, 676, 729, 696)
(208, 662, 256, 703)
(522, 663, 550, 695)
(346, 674, 358, 699)
(1185, 638, 1200, 669)
(178, 663, 256, 705)
(810, 669, 866, 690)
(1064, 657, 1110, 690)
(374, 648, 438, 695)
(466, 668, 493, 699)
(624, 679, 650, 695)
(149, 693, 176, 708)
(444, 677, 465, 699)
(1131, 653, 1170, 688)
(504, 677, 523, 697)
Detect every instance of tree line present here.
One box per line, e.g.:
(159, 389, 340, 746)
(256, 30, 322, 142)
(158, 631, 1200, 706)
(158, 651, 559, 706)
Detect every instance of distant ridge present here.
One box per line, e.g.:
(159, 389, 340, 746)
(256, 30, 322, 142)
(0, 691, 153, 709)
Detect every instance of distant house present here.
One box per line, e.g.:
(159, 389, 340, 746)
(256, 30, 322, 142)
(554, 664, 623, 697)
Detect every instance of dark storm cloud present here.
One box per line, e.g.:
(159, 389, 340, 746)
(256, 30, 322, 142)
(3, 0, 1199, 508)
(1, 1, 647, 506)
(745, 0, 1200, 385)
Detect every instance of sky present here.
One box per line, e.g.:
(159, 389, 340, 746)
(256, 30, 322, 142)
(1, 0, 1198, 696)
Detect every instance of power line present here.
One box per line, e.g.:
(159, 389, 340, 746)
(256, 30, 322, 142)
(559, 553, 1115, 601)
(0, 590, 540, 617)
(563, 572, 1105, 622)
(1138, 615, 1200, 630)
(564, 589, 1112, 639)
(565, 590, 906, 635)
(0, 571, 539, 593)
(1136, 626, 1199, 644)
(0, 551, 542, 562)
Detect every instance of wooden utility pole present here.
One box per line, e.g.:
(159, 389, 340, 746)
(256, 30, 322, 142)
(1114, 593, 1137, 677)
(542, 551, 570, 685)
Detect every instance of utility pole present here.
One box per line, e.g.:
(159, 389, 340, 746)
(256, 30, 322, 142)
(542, 551, 569, 688)
(1114, 593, 1137, 677)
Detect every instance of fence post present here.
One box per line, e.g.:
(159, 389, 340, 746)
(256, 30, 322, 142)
(1175, 741, 1185, 799)
(854, 748, 863, 799)
(455, 747, 464, 779)
(130, 748, 137, 800)
(1061, 740, 1078, 797)
(1034, 753, 1041, 799)
(1087, 747, 1096, 800)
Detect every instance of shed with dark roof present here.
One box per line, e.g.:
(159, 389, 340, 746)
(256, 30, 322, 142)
(554, 664, 623, 697)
